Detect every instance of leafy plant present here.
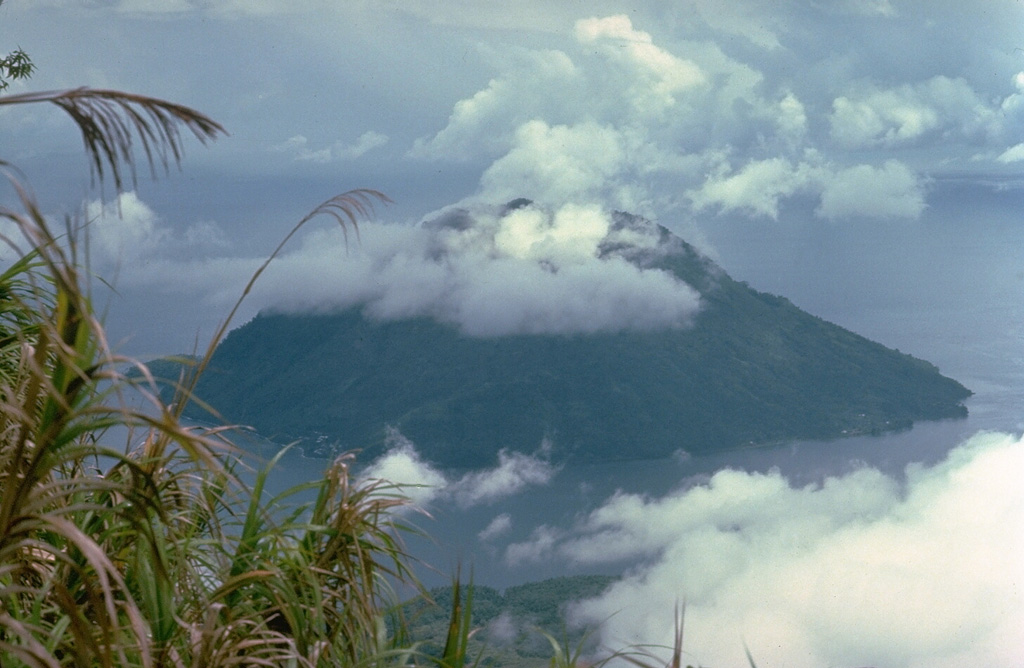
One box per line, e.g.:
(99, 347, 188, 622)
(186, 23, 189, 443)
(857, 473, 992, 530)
(0, 47, 33, 91)
(0, 61, 411, 666)
(0, 39, 736, 668)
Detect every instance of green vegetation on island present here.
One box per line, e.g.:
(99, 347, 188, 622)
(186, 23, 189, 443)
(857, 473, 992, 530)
(185, 209, 971, 467)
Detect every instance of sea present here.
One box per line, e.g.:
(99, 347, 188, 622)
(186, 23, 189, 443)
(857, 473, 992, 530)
(242, 177, 1023, 589)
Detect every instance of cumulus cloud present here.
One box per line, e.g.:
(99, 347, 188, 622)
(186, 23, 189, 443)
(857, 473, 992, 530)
(506, 525, 563, 566)
(776, 92, 808, 146)
(829, 76, 990, 148)
(80, 192, 229, 268)
(360, 431, 556, 508)
(85, 192, 167, 264)
(403, 12, 1024, 227)
(689, 157, 815, 219)
(410, 14, 788, 215)
(336, 131, 389, 159)
(478, 120, 641, 210)
(409, 48, 580, 161)
(504, 431, 1024, 668)
(817, 160, 926, 220)
(574, 15, 705, 119)
(689, 156, 927, 221)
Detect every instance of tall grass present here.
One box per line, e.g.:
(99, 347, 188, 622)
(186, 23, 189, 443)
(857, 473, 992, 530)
(0, 177, 428, 666)
(0, 82, 420, 666)
(0, 82, 704, 668)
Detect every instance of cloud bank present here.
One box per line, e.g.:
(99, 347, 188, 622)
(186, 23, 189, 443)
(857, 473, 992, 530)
(503, 431, 1024, 667)
(411, 14, 1024, 222)
(359, 429, 557, 509)
(115, 197, 702, 337)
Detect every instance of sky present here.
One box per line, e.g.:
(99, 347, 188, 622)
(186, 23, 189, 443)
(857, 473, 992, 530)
(2, 1, 1024, 666)
(1, 0, 1023, 355)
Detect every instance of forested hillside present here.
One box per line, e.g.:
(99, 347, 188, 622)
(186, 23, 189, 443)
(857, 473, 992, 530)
(185, 211, 971, 467)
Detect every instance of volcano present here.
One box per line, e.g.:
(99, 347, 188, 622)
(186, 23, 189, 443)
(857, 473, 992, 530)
(183, 203, 970, 467)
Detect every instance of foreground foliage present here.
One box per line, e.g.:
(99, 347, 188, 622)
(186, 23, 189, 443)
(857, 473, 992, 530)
(0, 187, 422, 667)
(0, 49, 708, 668)
(0, 62, 423, 665)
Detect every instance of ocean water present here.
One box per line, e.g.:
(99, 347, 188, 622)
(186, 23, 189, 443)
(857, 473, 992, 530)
(245, 179, 1024, 588)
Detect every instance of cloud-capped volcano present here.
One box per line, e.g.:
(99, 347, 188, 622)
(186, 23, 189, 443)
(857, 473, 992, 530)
(277, 198, 704, 337)
(186, 203, 970, 468)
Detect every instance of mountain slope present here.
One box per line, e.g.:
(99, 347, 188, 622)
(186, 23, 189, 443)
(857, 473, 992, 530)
(188, 210, 970, 468)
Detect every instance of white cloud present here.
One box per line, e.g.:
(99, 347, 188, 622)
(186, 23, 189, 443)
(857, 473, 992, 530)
(817, 160, 926, 220)
(574, 15, 705, 118)
(407, 11, 973, 225)
(359, 428, 448, 507)
(183, 220, 229, 249)
(993, 72, 1024, 135)
(408, 13, 784, 217)
(506, 431, 1024, 668)
(776, 92, 808, 146)
(689, 157, 815, 219)
(829, 76, 992, 148)
(506, 525, 563, 566)
(997, 143, 1024, 163)
(80, 192, 231, 272)
(477, 120, 649, 211)
(272, 135, 331, 163)
(449, 449, 557, 508)
(334, 130, 389, 160)
(360, 432, 555, 508)
(137, 201, 702, 337)
(478, 513, 513, 541)
(408, 48, 580, 161)
(690, 156, 928, 221)
(85, 191, 167, 264)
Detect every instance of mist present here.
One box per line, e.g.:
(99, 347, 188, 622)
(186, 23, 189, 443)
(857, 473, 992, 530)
(359, 429, 557, 510)
(93, 196, 702, 338)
